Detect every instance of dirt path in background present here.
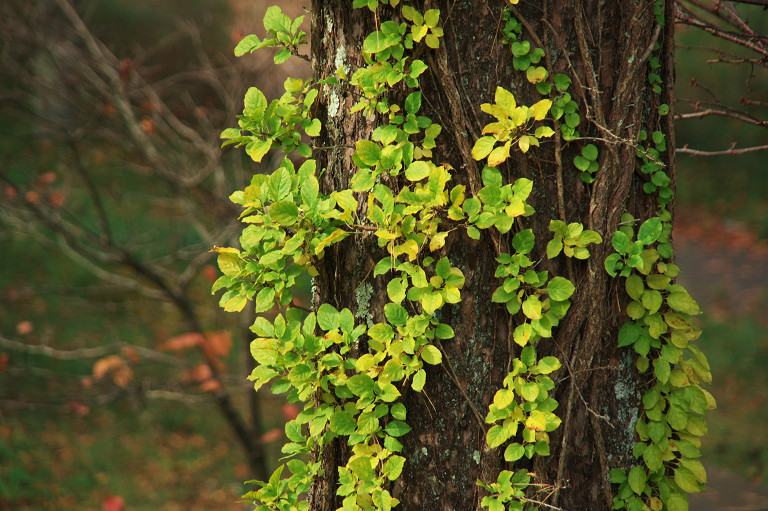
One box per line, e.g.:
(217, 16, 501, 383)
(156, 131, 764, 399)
(675, 212, 768, 511)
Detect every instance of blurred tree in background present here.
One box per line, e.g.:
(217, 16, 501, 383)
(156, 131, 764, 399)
(0, 0, 766, 509)
(0, 0, 307, 508)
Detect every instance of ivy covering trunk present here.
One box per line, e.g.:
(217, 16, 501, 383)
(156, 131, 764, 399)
(215, 1, 713, 510)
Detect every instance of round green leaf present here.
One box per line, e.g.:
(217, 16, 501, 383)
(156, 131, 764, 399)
(486, 424, 510, 448)
(420, 344, 443, 365)
(637, 217, 663, 245)
(384, 302, 409, 326)
(612, 231, 630, 254)
(270, 200, 299, 226)
(504, 443, 525, 462)
(330, 410, 357, 435)
(317, 303, 340, 331)
(547, 276, 575, 301)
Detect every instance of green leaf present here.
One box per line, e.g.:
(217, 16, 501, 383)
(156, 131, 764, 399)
(390, 403, 407, 421)
(387, 278, 406, 304)
(581, 144, 598, 161)
(504, 443, 525, 462)
(305, 118, 321, 137)
(618, 322, 642, 347)
(486, 424, 510, 448)
(674, 467, 701, 493)
(643, 443, 663, 471)
(217, 252, 242, 277)
(627, 465, 647, 495)
(412, 369, 426, 391)
(435, 323, 455, 339)
(234, 34, 261, 56)
(274, 48, 291, 64)
(420, 344, 442, 365)
(246, 139, 272, 163)
(347, 374, 374, 397)
(547, 238, 563, 259)
(317, 303, 340, 331)
(609, 468, 627, 484)
(384, 303, 409, 326)
(356, 140, 381, 166)
(667, 291, 701, 315)
(513, 323, 532, 346)
(405, 160, 432, 181)
(512, 229, 535, 254)
(625, 274, 644, 301)
(472, 136, 496, 160)
(637, 217, 662, 245)
(386, 420, 411, 437)
(666, 493, 689, 511)
(255, 287, 276, 313)
(612, 231, 630, 254)
(330, 410, 357, 435)
(424, 9, 440, 27)
(270, 200, 299, 226)
(269, 167, 292, 201)
(547, 276, 575, 301)
(405, 91, 422, 114)
(383, 455, 406, 481)
(536, 356, 561, 374)
(573, 155, 590, 172)
(420, 291, 443, 314)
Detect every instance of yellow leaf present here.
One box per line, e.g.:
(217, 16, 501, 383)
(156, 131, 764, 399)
(511, 106, 528, 126)
(518, 136, 530, 153)
(429, 232, 448, 251)
(531, 99, 553, 120)
(494, 86, 516, 113)
(488, 145, 509, 166)
(506, 196, 526, 217)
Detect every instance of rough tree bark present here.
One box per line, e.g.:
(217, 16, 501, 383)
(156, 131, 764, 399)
(309, 1, 673, 509)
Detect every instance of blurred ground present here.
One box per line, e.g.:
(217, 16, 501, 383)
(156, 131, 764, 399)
(676, 212, 768, 510)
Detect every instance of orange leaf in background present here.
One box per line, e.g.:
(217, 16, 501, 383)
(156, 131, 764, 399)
(119, 58, 132, 82)
(183, 364, 212, 383)
(102, 495, 125, 511)
(141, 100, 158, 113)
(93, 356, 132, 388)
(48, 190, 66, 208)
(160, 332, 204, 352)
(198, 379, 222, 392)
(259, 428, 283, 444)
(24, 191, 40, 204)
(16, 321, 33, 335)
(93, 356, 123, 380)
(202, 331, 232, 359)
(282, 403, 300, 421)
(5, 186, 17, 198)
(183, 364, 221, 392)
(230, 28, 245, 44)
(121, 346, 140, 364)
(0, 353, 8, 373)
(37, 171, 57, 185)
(202, 264, 218, 284)
(67, 400, 90, 417)
(140, 117, 156, 135)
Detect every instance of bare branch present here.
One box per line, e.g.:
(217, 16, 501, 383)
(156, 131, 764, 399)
(676, 143, 768, 155)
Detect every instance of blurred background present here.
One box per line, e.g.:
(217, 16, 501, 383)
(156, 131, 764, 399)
(0, 1, 766, 510)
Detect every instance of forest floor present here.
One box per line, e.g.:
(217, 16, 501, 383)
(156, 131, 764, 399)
(675, 210, 768, 511)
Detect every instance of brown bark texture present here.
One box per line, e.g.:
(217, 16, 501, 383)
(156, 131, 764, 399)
(308, 1, 674, 509)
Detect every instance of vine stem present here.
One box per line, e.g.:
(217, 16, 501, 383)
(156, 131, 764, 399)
(435, 339, 487, 433)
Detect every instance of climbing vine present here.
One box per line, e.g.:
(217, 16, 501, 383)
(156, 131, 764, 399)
(214, 3, 712, 511)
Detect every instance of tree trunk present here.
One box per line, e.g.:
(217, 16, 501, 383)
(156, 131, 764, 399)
(309, 1, 673, 509)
